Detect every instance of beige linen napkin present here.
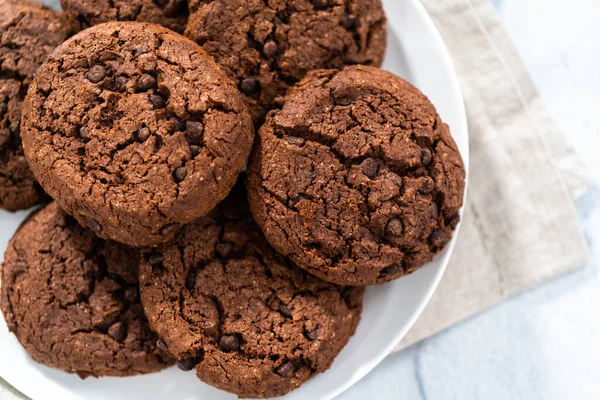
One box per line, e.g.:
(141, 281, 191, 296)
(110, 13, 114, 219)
(395, 0, 594, 350)
(0, 0, 595, 398)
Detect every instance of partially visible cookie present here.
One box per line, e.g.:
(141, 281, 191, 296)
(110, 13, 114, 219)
(0, 0, 72, 211)
(139, 186, 363, 398)
(21, 22, 254, 247)
(248, 66, 466, 286)
(60, 0, 189, 33)
(185, 0, 387, 124)
(0, 202, 173, 377)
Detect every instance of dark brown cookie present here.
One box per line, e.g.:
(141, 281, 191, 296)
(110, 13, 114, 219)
(60, 0, 189, 33)
(21, 22, 254, 247)
(0, 202, 174, 377)
(185, 0, 387, 124)
(139, 186, 364, 398)
(0, 0, 72, 211)
(248, 66, 466, 286)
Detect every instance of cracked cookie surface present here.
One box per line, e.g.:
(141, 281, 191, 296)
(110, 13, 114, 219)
(0, 202, 174, 377)
(60, 0, 189, 34)
(0, 0, 72, 211)
(184, 0, 387, 124)
(248, 66, 466, 286)
(21, 22, 254, 247)
(139, 186, 364, 398)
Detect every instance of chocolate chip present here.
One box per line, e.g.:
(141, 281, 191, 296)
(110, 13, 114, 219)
(361, 158, 379, 178)
(170, 117, 185, 133)
(278, 303, 292, 318)
(419, 177, 435, 193)
(102, 78, 118, 91)
(285, 136, 305, 146)
(86, 217, 100, 233)
(385, 218, 403, 237)
(156, 339, 168, 352)
(115, 76, 128, 92)
(79, 126, 90, 140)
(421, 148, 433, 165)
(149, 94, 166, 109)
(276, 361, 297, 377)
(176, 357, 198, 371)
(108, 322, 126, 342)
(311, 0, 328, 9)
(86, 65, 106, 83)
(173, 166, 188, 183)
(216, 242, 234, 259)
(447, 214, 461, 229)
(429, 229, 450, 248)
(195, 31, 210, 45)
(380, 263, 404, 275)
(240, 78, 261, 95)
(304, 328, 318, 341)
(185, 269, 196, 291)
(340, 13, 358, 29)
(136, 126, 151, 142)
(0, 102, 7, 116)
(247, 36, 260, 49)
(186, 121, 204, 144)
(190, 145, 201, 158)
(219, 334, 241, 352)
(135, 74, 156, 91)
(154, 0, 168, 7)
(263, 40, 278, 58)
(148, 252, 164, 268)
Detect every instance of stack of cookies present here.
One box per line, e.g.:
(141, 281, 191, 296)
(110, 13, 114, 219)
(0, 0, 466, 398)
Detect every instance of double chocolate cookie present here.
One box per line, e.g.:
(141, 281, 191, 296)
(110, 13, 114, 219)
(0, 202, 173, 377)
(21, 22, 254, 247)
(139, 186, 363, 398)
(248, 66, 466, 286)
(185, 0, 387, 124)
(0, 0, 72, 211)
(61, 0, 189, 33)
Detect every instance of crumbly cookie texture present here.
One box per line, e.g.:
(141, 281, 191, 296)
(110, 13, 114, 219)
(0, 202, 174, 378)
(60, 0, 189, 33)
(0, 0, 72, 211)
(248, 66, 466, 286)
(185, 0, 387, 124)
(21, 22, 254, 247)
(139, 187, 363, 398)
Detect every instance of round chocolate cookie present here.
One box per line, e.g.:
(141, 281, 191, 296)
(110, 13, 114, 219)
(0, 202, 173, 377)
(248, 66, 466, 286)
(185, 0, 387, 124)
(60, 0, 189, 33)
(21, 22, 254, 247)
(0, 0, 72, 211)
(139, 187, 364, 398)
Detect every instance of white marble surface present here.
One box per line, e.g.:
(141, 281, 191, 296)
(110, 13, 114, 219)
(340, 0, 600, 398)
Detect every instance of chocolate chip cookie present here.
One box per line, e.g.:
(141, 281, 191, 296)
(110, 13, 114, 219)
(21, 22, 254, 247)
(185, 0, 387, 124)
(61, 0, 189, 33)
(248, 66, 466, 286)
(139, 186, 363, 398)
(0, 0, 72, 211)
(0, 202, 173, 377)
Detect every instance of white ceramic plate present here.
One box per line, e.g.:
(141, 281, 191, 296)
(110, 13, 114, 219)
(0, 0, 469, 398)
